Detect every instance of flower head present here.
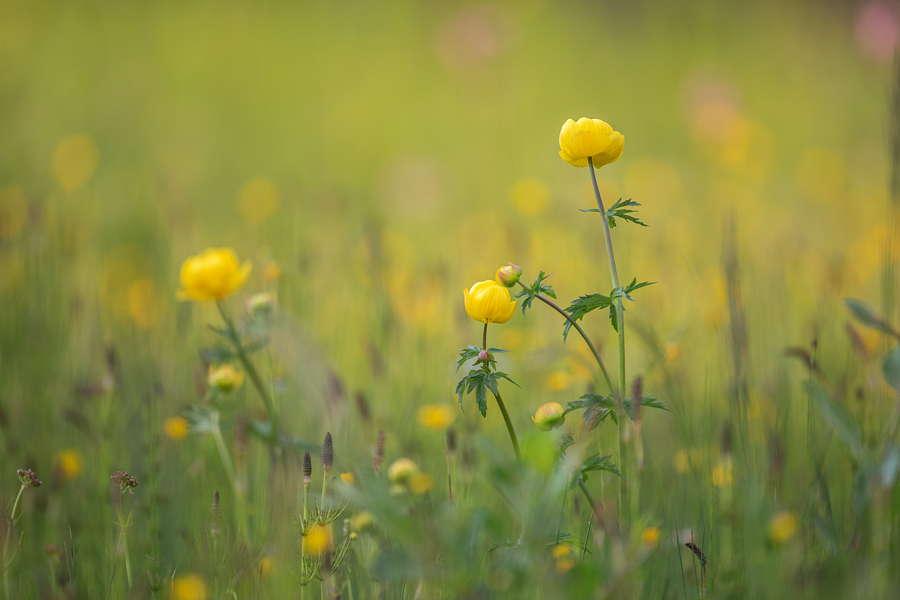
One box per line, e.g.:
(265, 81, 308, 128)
(559, 118, 625, 168)
(387, 458, 419, 485)
(177, 248, 251, 302)
(208, 364, 244, 393)
(641, 526, 660, 547)
(463, 280, 516, 324)
(532, 402, 566, 431)
(768, 510, 798, 544)
(17, 469, 41, 488)
(172, 574, 208, 600)
(418, 404, 456, 430)
(495, 263, 522, 287)
(164, 416, 189, 440)
(55, 450, 83, 480)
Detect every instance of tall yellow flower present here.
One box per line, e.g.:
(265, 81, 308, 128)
(177, 248, 251, 302)
(558, 118, 625, 168)
(463, 280, 516, 324)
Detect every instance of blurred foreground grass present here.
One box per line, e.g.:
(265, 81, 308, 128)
(1, 0, 900, 598)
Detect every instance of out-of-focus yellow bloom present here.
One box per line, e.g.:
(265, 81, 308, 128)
(463, 280, 516, 325)
(641, 527, 660, 547)
(544, 371, 572, 392)
(558, 118, 624, 168)
(208, 364, 244, 393)
(305, 524, 332, 555)
(55, 450, 83, 480)
(172, 574, 208, 600)
(663, 342, 682, 363)
(532, 402, 565, 431)
(52, 135, 98, 191)
(164, 416, 189, 440)
(0, 185, 28, 240)
(263, 261, 282, 281)
(126, 277, 165, 329)
(238, 178, 281, 224)
(387, 458, 418, 485)
(418, 404, 456, 430)
(552, 544, 575, 573)
(495, 263, 522, 288)
(177, 248, 251, 302)
(340, 472, 354, 485)
(768, 511, 798, 544)
(674, 450, 690, 474)
(258, 555, 274, 576)
(711, 459, 734, 488)
(409, 472, 433, 494)
(351, 511, 374, 533)
(510, 178, 549, 216)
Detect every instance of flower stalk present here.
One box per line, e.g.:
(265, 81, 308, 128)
(482, 323, 520, 459)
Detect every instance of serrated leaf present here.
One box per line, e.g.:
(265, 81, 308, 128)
(808, 378, 870, 466)
(517, 271, 556, 315)
(476, 382, 487, 417)
(609, 305, 618, 332)
(563, 293, 613, 341)
(494, 371, 520, 388)
(484, 373, 499, 397)
(844, 298, 900, 339)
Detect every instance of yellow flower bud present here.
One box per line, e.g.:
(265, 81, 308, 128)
(558, 117, 625, 169)
(177, 248, 252, 302)
(768, 511, 798, 544)
(463, 280, 516, 325)
(641, 526, 660, 547)
(164, 416, 190, 440)
(532, 402, 565, 431)
(387, 458, 418, 485)
(351, 511, 374, 533)
(208, 364, 244, 393)
(495, 263, 522, 287)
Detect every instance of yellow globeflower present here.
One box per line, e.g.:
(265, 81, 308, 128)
(164, 416, 190, 440)
(305, 524, 333, 555)
(208, 364, 244, 393)
(55, 450, 83, 480)
(387, 458, 418, 484)
(172, 574, 208, 600)
(768, 511, 799, 544)
(558, 118, 625, 168)
(532, 402, 565, 431)
(418, 404, 456, 430)
(177, 248, 251, 302)
(340, 472, 354, 485)
(463, 280, 516, 325)
(408, 472, 434, 494)
(641, 526, 661, 547)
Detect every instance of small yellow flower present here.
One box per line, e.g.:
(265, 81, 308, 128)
(55, 450, 83, 480)
(305, 524, 332, 555)
(263, 261, 282, 281)
(208, 364, 244, 393)
(544, 371, 572, 392)
(164, 416, 189, 440)
(172, 574, 208, 600)
(177, 248, 251, 302)
(711, 459, 734, 488)
(408, 472, 433, 494)
(387, 458, 418, 485)
(340, 472, 354, 485)
(768, 511, 799, 544)
(258, 555, 274, 577)
(558, 118, 625, 168)
(674, 449, 690, 474)
(663, 342, 682, 363)
(552, 544, 575, 573)
(351, 511, 375, 533)
(532, 402, 566, 431)
(463, 280, 516, 325)
(641, 526, 660, 547)
(417, 404, 456, 430)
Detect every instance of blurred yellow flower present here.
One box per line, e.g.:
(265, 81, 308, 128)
(52, 134, 98, 191)
(351, 511, 374, 533)
(663, 342, 682, 363)
(409, 472, 434, 494)
(674, 449, 690, 474)
(258, 555, 274, 577)
(387, 458, 418, 484)
(305, 524, 332, 555)
(340, 472, 354, 485)
(263, 261, 282, 281)
(544, 371, 572, 392)
(641, 526, 660, 547)
(552, 544, 575, 573)
(510, 179, 549, 216)
(172, 574, 208, 600)
(208, 364, 244, 393)
(463, 280, 516, 325)
(238, 178, 281, 224)
(0, 185, 28, 240)
(711, 459, 734, 488)
(418, 404, 456, 430)
(164, 416, 189, 440)
(126, 277, 165, 330)
(55, 450, 83, 480)
(532, 402, 565, 431)
(768, 511, 798, 544)
(558, 118, 624, 168)
(177, 248, 251, 302)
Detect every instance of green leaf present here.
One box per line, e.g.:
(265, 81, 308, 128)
(563, 293, 612, 341)
(844, 298, 900, 339)
(475, 381, 487, 417)
(808, 378, 870, 467)
(883, 345, 900, 391)
(581, 198, 647, 228)
(516, 271, 556, 315)
(456, 347, 482, 371)
(494, 371, 520, 388)
(609, 305, 618, 332)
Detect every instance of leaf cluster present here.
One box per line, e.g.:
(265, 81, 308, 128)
(515, 271, 556, 315)
(580, 198, 647, 228)
(563, 393, 667, 430)
(563, 279, 654, 339)
(455, 346, 517, 417)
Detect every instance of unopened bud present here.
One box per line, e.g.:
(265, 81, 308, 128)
(495, 263, 522, 287)
(478, 350, 491, 363)
(387, 458, 418, 485)
(208, 364, 244, 393)
(532, 402, 566, 431)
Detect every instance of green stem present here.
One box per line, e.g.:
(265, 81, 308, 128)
(210, 410, 249, 547)
(3, 485, 25, 597)
(483, 323, 520, 459)
(216, 302, 279, 445)
(589, 157, 627, 524)
(516, 281, 614, 394)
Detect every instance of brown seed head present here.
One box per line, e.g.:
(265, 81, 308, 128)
(374, 430, 386, 474)
(17, 468, 41, 488)
(111, 471, 138, 495)
(303, 452, 312, 485)
(323, 432, 334, 474)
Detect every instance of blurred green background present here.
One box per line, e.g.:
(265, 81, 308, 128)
(1, 0, 899, 598)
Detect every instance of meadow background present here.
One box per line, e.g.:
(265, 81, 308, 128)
(1, 0, 899, 598)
